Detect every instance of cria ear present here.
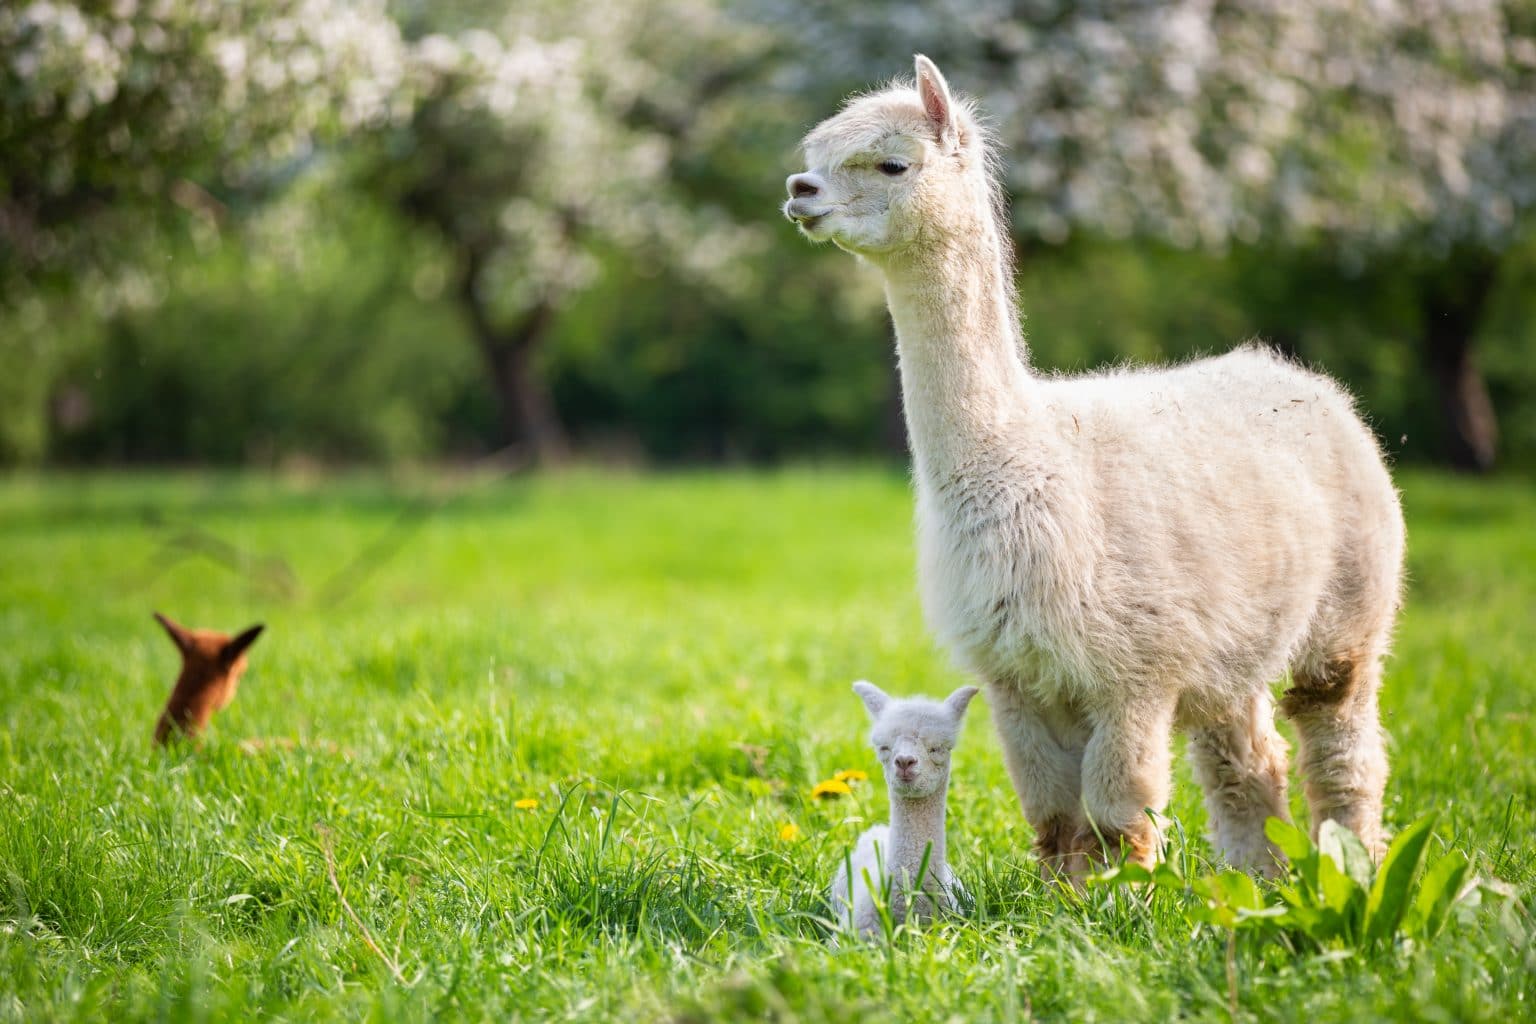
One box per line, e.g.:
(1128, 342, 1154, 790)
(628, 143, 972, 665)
(153, 611, 192, 654)
(944, 685, 980, 718)
(914, 54, 958, 152)
(221, 623, 264, 665)
(851, 680, 891, 719)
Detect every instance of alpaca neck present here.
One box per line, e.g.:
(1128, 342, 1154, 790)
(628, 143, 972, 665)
(881, 221, 1034, 480)
(886, 785, 948, 884)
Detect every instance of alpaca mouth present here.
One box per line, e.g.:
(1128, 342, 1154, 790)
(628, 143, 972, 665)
(783, 200, 833, 234)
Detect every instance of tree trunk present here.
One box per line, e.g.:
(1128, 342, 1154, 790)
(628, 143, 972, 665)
(458, 253, 569, 464)
(1421, 255, 1499, 473)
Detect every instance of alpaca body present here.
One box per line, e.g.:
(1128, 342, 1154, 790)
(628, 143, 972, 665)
(828, 683, 977, 935)
(829, 820, 964, 935)
(911, 344, 1403, 870)
(787, 57, 1403, 876)
(913, 346, 1400, 718)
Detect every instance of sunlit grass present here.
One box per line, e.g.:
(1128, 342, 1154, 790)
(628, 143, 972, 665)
(0, 468, 1531, 1021)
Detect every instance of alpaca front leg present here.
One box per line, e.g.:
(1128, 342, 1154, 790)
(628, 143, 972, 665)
(986, 683, 1086, 878)
(1079, 698, 1176, 871)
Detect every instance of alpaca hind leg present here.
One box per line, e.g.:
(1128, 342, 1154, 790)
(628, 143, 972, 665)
(986, 683, 1087, 879)
(1187, 690, 1291, 875)
(1281, 654, 1388, 858)
(1078, 697, 1176, 872)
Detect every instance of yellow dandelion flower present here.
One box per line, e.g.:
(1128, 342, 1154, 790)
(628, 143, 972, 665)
(778, 822, 801, 842)
(833, 769, 869, 784)
(811, 779, 853, 800)
(514, 798, 539, 811)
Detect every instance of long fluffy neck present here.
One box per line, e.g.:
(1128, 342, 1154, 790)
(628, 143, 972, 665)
(886, 783, 948, 883)
(880, 199, 1033, 481)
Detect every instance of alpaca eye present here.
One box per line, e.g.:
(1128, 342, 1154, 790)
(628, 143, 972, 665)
(878, 746, 891, 756)
(877, 160, 909, 176)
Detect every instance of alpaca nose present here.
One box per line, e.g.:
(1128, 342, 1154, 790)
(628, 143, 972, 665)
(787, 173, 823, 199)
(894, 754, 918, 772)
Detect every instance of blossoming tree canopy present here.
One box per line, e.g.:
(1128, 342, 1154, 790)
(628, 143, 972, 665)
(752, 0, 1536, 468)
(355, 0, 766, 459)
(4, 0, 765, 462)
(1, 0, 410, 278)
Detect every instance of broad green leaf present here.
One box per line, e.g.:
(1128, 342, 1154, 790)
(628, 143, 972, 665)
(1197, 869, 1267, 912)
(1233, 903, 1289, 924)
(1274, 883, 1309, 910)
(1405, 850, 1472, 939)
(1265, 817, 1313, 861)
(1268, 818, 1323, 897)
(1149, 861, 1186, 890)
(1364, 815, 1437, 947)
(1317, 850, 1363, 915)
(1188, 873, 1269, 931)
(1088, 861, 1154, 887)
(1088, 859, 1188, 892)
(1274, 883, 1350, 944)
(1318, 819, 1374, 890)
(1192, 901, 1238, 929)
(1312, 906, 1353, 943)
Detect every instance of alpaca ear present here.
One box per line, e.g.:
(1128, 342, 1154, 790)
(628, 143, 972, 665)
(221, 624, 264, 664)
(154, 611, 191, 654)
(914, 54, 958, 151)
(852, 680, 890, 718)
(944, 685, 980, 718)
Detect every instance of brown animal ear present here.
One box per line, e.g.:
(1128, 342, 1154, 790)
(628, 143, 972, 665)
(221, 624, 264, 664)
(154, 611, 192, 654)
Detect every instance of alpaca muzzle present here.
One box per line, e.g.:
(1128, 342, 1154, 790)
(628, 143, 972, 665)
(783, 197, 831, 225)
(784, 172, 833, 228)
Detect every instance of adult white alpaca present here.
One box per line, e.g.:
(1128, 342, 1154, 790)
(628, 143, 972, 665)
(785, 57, 1405, 877)
(830, 681, 978, 934)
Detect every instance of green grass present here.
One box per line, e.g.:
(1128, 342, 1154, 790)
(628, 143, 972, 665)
(1, 467, 1532, 1021)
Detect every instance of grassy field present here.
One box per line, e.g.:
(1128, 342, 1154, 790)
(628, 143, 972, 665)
(1, 467, 1532, 1021)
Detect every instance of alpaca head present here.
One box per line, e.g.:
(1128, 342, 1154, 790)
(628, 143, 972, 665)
(784, 55, 998, 261)
(851, 680, 979, 799)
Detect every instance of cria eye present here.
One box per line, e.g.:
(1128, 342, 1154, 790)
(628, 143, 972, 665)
(877, 159, 909, 176)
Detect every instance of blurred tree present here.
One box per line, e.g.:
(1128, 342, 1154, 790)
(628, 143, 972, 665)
(0, 0, 412, 461)
(46, 190, 483, 466)
(0, 0, 409, 290)
(750, 0, 1536, 470)
(355, 0, 772, 462)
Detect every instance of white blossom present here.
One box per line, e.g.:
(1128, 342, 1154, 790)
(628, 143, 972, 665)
(745, 0, 1536, 254)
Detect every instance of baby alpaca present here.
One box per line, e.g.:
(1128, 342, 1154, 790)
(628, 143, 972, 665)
(829, 681, 979, 935)
(152, 611, 264, 746)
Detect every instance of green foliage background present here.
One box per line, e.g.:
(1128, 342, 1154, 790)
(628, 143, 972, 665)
(12, 211, 1536, 468)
